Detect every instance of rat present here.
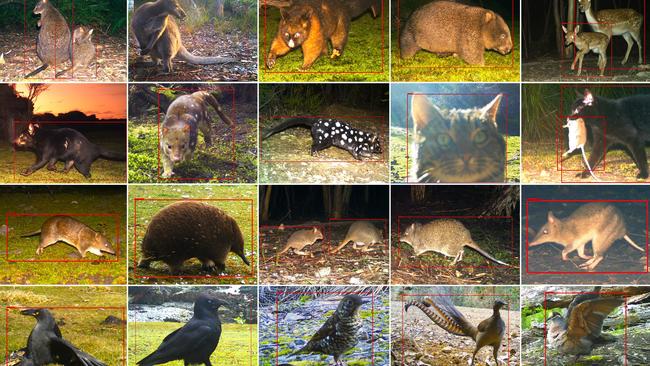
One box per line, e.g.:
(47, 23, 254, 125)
(529, 202, 645, 271)
(562, 118, 599, 181)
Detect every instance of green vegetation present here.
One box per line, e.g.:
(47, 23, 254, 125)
(259, 3, 389, 82)
(3, 286, 125, 364)
(128, 185, 257, 285)
(1, 187, 126, 285)
(129, 322, 257, 366)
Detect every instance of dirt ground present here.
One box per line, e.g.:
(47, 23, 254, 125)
(523, 56, 650, 81)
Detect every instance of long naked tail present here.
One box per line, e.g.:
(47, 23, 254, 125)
(177, 46, 236, 65)
(261, 118, 314, 140)
(20, 229, 41, 237)
(466, 243, 509, 266)
(623, 235, 645, 252)
(580, 148, 600, 181)
(405, 297, 477, 340)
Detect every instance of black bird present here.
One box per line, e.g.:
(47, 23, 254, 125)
(406, 297, 507, 366)
(547, 287, 624, 363)
(291, 294, 367, 366)
(19, 308, 107, 366)
(137, 294, 228, 366)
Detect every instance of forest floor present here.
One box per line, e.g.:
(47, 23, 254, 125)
(392, 301, 521, 366)
(0, 29, 126, 82)
(523, 55, 650, 81)
(129, 22, 256, 81)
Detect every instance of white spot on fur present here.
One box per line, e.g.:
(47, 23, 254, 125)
(342, 134, 347, 139)
(335, 122, 340, 127)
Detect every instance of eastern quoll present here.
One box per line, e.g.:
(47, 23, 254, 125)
(261, 117, 382, 160)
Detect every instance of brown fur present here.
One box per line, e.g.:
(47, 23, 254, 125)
(21, 216, 115, 258)
(26, 0, 71, 77)
(331, 221, 383, 253)
(400, 0, 512, 65)
(131, 0, 236, 74)
(277, 227, 323, 256)
(138, 201, 250, 274)
(266, 0, 351, 70)
(56, 26, 96, 77)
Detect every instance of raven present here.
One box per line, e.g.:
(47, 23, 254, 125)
(137, 294, 228, 366)
(19, 308, 107, 366)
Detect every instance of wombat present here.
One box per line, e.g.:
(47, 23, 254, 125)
(56, 26, 95, 77)
(400, 219, 508, 265)
(160, 90, 234, 178)
(529, 203, 645, 271)
(331, 221, 383, 253)
(21, 216, 116, 258)
(400, 0, 513, 65)
(26, 0, 71, 78)
(137, 201, 250, 275)
(277, 227, 324, 257)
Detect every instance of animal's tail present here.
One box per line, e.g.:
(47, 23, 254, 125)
(74, 349, 107, 366)
(24, 64, 49, 78)
(261, 118, 314, 140)
(20, 230, 41, 237)
(580, 149, 600, 181)
(204, 92, 234, 126)
(623, 235, 646, 252)
(98, 147, 126, 161)
(277, 245, 291, 256)
(177, 46, 236, 65)
(330, 237, 350, 253)
(405, 297, 477, 340)
(346, 0, 382, 19)
(466, 243, 509, 266)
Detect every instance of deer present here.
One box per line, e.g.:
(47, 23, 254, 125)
(562, 25, 609, 76)
(578, 0, 643, 65)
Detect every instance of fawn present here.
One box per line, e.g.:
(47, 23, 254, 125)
(562, 25, 609, 76)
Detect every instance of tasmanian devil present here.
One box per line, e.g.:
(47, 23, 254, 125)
(13, 123, 125, 178)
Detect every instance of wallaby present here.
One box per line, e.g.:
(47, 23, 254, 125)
(562, 25, 609, 76)
(25, 0, 71, 78)
(562, 118, 599, 181)
(131, 0, 237, 74)
(56, 26, 96, 77)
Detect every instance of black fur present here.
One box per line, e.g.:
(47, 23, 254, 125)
(13, 123, 125, 178)
(570, 89, 650, 179)
(262, 117, 382, 160)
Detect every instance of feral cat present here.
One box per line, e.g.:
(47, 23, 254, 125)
(570, 89, 650, 179)
(13, 123, 125, 178)
(410, 94, 506, 183)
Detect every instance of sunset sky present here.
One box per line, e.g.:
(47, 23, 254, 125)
(15, 84, 126, 120)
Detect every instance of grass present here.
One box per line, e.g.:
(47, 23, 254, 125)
(390, 127, 521, 182)
(1, 188, 127, 285)
(128, 322, 257, 366)
(391, 25, 521, 82)
(127, 115, 257, 183)
(4, 286, 126, 365)
(128, 185, 257, 285)
(259, 2, 389, 82)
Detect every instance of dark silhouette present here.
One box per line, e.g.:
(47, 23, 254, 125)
(20, 308, 107, 366)
(137, 294, 228, 366)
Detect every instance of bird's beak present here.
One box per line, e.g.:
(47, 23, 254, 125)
(20, 308, 38, 316)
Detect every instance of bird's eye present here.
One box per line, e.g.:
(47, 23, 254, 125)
(435, 133, 452, 147)
(543, 230, 548, 234)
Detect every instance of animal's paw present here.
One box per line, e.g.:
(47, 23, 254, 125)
(35, 248, 43, 255)
(47, 165, 57, 171)
(265, 55, 276, 69)
(637, 172, 649, 179)
(20, 168, 32, 176)
(161, 170, 174, 178)
(330, 49, 341, 59)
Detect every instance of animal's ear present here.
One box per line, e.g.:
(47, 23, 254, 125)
(411, 94, 445, 133)
(575, 25, 580, 34)
(583, 89, 594, 105)
(162, 127, 169, 134)
(547, 211, 557, 223)
(87, 29, 94, 39)
(561, 25, 568, 34)
(300, 8, 312, 22)
(483, 10, 494, 23)
(480, 94, 503, 127)
(279, 9, 287, 20)
(183, 124, 191, 132)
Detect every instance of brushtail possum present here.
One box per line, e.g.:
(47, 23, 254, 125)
(529, 203, 645, 271)
(26, 0, 71, 78)
(13, 123, 125, 178)
(160, 91, 233, 178)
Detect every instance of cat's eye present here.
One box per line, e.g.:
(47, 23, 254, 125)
(435, 133, 452, 147)
(473, 130, 488, 146)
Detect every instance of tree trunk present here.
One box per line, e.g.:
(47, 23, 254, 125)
(565, 0, 575, 57)
(410, 186, 426, 203)
(553, 0, 563, 56)
(261, 186, 272, 222)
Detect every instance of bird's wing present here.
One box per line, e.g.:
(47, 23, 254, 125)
(566, 298, 624, 340)
(137, 321, 220, 366)
(49, 338, 107, 366)
(307, 312, 339, 344)
(477, 316, 491, 332)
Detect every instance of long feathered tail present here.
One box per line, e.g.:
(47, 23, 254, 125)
(405, 297, 477, 340)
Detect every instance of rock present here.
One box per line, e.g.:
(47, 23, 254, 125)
(284, 312, 307, 322)
(101, 315, 125, 325)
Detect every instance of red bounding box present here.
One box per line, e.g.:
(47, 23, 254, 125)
(560, 22, 614, 79)
(260, 115, 387, 163)
(394, 0, 516, 70)
(395, 215, 515, 269)
(326, 218, 388, 251)
(260, 224, 327, 263)
(543, 290, 628, 366)
(525, 198, 649, 275)
(5, 306, 127, 365)
(261, 1, 385, 75)
(274, 290, 376, 365)
(12, 120, 126, 181)
(400, 293, 516, 366)
(404, 93, 510, 183)
(156, 86, 237, 181)
(131, 295, 256, 366)
(132, 198, 256, 279)
(556, 116, 607, 173)
(5, 212, 121, 263)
